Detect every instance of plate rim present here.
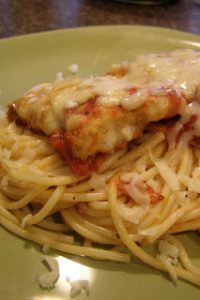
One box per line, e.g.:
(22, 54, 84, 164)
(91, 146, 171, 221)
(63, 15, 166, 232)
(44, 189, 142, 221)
(0, 25, 200, 43)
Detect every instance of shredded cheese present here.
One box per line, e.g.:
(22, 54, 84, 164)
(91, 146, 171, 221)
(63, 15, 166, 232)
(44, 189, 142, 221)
(66, 277, 89, 298)
(154, 159, 180, 191)
(38, 256, 59, 289)
(68, 63, 79, 74)
(117, 199, 148, 224)
(157, 239, 179, 283)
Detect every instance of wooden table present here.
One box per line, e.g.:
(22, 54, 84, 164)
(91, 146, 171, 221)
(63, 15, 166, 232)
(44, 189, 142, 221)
(0, 0, 199, 38)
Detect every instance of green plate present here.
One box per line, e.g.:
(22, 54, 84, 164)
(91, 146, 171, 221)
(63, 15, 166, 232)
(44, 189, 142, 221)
(0, 26, 200, 300)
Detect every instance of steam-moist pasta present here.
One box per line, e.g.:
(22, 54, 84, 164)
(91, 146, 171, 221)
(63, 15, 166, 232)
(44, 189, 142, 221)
(0, 49, 200, 287)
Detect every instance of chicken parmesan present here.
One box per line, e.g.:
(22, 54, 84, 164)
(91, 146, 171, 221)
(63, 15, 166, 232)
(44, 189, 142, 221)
(8, 49, 200, 176)
(1, 48, 200, 288)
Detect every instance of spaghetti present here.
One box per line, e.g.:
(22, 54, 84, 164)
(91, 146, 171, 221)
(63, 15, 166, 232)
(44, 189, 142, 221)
(0, 115, 199, 286)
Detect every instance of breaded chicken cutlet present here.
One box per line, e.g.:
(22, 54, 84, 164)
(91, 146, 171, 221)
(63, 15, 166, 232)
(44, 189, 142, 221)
(8, 49, 200, 176)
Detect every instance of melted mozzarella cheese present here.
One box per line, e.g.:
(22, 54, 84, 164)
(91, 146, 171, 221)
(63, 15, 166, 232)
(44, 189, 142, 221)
(82, 76, 132, 107)
(127, 49, 200, 100)
(50, 49, 200, 116)
(15, 49, 200, 140)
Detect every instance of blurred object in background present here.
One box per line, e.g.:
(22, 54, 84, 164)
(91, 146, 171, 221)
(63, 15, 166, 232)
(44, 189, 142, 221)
(114, 0, 178, 4)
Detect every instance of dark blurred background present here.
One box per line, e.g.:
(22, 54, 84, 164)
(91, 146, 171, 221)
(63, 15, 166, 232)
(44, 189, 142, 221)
(0, 0, 199, 38)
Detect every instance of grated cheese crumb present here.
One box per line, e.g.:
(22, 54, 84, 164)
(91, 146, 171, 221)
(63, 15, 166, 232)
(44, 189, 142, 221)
(157, 239, 179, 284)
(38, 256, 59, 289)
(68, 64, 79, 75)
(66, 277, 89, 298)
(42, 244, 50, 254)
(55, 72, 64, 83)
(158, 240, 179, 259)
(157, 254, 178, 284)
